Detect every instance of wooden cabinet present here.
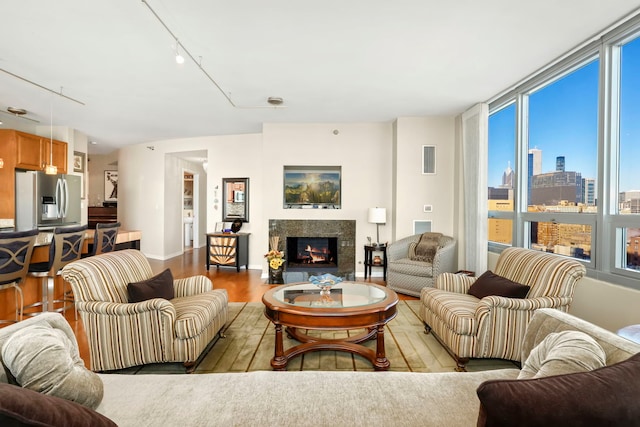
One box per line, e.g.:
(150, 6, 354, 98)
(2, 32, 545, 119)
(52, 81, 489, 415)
(88, 207, 118, 229)
(206, 233, 249, 272)
(43, 139, 68, 174)
(0, 129, 69, 220)
(15, 132, 67, 174)
(15, 132, 43, 170)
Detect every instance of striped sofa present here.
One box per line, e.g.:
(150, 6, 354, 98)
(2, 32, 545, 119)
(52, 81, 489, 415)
(386, 234, 457, 297)
(61, 249, 228, 372)
(419, 247, 586, 371)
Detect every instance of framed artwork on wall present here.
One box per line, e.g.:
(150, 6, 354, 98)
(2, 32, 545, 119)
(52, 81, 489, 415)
(283, 165, 341, 209)
(104, 170, 118, 202)
(73, 151, 85, 173)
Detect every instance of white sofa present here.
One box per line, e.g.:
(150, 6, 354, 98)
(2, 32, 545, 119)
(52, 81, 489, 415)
(0, 309, 638, 426)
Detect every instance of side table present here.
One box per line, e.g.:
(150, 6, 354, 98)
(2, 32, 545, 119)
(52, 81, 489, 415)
(364, 244, 387, 281)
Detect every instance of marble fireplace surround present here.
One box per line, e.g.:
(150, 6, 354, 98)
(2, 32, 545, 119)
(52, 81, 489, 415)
(269, 219, 356, 278)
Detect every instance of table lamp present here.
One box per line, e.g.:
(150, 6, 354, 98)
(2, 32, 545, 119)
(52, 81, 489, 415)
(368, 207, 386, 246)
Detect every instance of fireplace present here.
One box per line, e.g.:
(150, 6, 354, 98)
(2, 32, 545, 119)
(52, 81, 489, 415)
(286, 237, 338, 273)
(269, 219, 356, 278)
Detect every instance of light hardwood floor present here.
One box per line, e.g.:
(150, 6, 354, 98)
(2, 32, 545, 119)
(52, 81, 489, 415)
(63, 247, 416, 367)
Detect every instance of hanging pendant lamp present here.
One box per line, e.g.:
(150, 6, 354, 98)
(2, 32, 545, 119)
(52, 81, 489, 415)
(44, 101, 57, 175)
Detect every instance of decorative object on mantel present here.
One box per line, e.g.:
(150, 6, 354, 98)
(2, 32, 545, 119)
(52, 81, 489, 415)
(266, 236, 285, 284)
(368, 207, 387, 245)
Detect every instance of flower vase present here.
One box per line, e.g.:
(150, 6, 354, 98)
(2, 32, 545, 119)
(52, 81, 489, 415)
(269, 266, 284, 284)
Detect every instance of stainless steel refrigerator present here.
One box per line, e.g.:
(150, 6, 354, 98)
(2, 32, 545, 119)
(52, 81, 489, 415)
(15, 170, 82, 231)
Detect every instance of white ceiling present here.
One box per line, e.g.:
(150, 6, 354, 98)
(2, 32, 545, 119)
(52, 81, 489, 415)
(1, 0, 639, 154)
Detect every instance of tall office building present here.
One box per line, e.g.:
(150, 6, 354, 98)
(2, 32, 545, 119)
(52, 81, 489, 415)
(556, 156, 565, 172)
(502, 161, 514, 188)
(583, 178, 596, 206)
(528, 148, 542, 202)
(528, 148, 542, 175)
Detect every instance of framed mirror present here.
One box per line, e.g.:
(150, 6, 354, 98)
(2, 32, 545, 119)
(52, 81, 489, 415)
(222, 177, 249, 222)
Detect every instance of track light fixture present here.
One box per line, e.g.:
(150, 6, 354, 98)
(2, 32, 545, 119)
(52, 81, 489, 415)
(175, 41, 185, 64)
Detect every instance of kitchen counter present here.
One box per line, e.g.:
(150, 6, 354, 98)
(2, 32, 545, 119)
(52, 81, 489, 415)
(34, 229, 141, 249)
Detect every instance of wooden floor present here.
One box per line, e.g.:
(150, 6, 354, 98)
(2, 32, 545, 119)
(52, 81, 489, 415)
(63, 247, 416, 368)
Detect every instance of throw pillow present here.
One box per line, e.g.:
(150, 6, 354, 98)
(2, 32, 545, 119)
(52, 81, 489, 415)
(468, 270, 530, 299)
(0, 383, 116, 427)
(518, 330, 606, 379)
(476, 352, 640, 427)
(1, 324, 104, 409)
(127, 268, 174, 303)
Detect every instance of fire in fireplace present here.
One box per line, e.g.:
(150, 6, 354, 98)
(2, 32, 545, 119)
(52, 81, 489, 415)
(286, 237, 338, 272)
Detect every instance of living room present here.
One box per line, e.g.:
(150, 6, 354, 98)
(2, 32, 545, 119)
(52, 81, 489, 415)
(1, 2, 640, 333)
(3, 3, 640, 425)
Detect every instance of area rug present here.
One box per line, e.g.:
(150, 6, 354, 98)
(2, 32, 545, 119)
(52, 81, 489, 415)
(120, 300, 516, 375)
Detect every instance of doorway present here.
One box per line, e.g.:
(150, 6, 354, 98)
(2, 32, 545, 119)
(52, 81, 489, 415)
(183, 170, 195, 251)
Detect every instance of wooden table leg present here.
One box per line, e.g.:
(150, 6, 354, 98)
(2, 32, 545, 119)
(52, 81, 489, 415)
(374, 324, 390, 370)
(271, 324, 288, 370)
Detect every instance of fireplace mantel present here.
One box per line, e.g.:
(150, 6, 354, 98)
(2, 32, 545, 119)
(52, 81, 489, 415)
(269, 219, 356, 278)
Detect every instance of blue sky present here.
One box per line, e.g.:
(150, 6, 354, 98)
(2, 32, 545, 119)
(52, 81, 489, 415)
(489, 37, 640, 192)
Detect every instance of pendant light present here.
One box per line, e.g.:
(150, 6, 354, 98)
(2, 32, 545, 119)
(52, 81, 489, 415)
(44, 101, 57, 175)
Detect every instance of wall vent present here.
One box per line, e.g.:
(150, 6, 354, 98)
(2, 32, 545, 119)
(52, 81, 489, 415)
(422, 145, 436, 174)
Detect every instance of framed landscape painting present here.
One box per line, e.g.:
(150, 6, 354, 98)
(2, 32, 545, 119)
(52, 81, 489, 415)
(283, 166, 341, 209)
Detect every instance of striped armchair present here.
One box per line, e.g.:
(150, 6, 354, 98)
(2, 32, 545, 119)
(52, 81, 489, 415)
(419, 247, 586, 371)
(61, 249, 228, 372)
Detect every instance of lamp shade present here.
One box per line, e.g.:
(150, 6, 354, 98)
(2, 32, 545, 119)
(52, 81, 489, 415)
(368, 207, 386, 224)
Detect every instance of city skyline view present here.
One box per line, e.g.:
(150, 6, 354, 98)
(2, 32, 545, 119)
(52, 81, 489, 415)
(489, 35, 640, 195)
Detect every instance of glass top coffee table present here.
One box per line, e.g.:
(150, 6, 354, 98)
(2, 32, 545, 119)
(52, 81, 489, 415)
(262, 282, 399, 371)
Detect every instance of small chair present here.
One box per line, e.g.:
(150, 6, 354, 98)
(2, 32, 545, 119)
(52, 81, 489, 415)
(25, 225, 87, 318)
(386, 233, 457, 297)
(83, 222, 120, 258)
(0, 229, 39, 323)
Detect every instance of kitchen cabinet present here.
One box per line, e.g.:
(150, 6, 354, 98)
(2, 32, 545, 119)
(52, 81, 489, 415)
(15, 131, 67, 174)
(0, 130, 69, 220)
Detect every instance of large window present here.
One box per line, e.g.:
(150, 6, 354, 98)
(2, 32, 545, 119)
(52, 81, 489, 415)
(487, 103, 515, 246)
(487, 18, 640, 289)
(615, 35, 640, 274)
(619, 36, 640, 215)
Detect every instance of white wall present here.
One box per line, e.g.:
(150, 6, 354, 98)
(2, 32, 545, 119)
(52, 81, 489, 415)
(393, 117, 457, 240)
(117, 120, 459, 274)
(261, 122, 393, 274)
(118, 134, 263, 261)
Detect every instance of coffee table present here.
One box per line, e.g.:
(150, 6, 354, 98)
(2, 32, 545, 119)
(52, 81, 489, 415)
(262, 282, 399, 371)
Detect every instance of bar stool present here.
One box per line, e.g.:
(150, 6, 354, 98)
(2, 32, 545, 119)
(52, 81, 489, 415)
(25, 225, 87, 318)
(0, 229, 39, 324)
(82, 222, 120, 258)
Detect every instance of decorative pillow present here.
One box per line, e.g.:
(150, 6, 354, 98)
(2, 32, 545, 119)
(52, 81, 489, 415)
(1, 324, 104, 409)
(518, 330, 606, 379)
(468, 270, 530, 299)
(0, 383, 116, 427)
(127, 268, 174, 303)
(476, 352, 640, 427)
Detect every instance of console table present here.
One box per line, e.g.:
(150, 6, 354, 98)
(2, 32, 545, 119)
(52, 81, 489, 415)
(206, 232, 249, 272)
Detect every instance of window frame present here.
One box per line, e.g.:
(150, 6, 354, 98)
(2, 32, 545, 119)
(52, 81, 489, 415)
(486, 16, 640, 290)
